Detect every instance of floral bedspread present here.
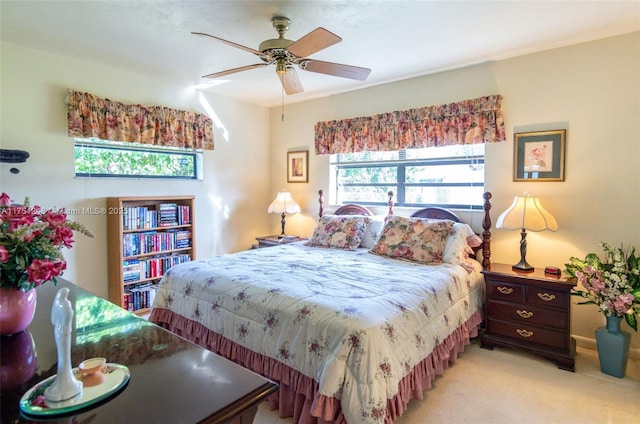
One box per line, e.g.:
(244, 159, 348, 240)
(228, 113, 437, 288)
(152, 242, 484, 424)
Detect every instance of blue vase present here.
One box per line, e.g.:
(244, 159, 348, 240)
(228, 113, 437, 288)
(595, 315, 631, 378)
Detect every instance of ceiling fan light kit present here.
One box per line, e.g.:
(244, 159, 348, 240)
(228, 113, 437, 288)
(193, 16, 371, 95)
(275, 58, 288, 75)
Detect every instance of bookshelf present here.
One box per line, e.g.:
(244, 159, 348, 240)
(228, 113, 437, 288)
(107, 195, 196, 316)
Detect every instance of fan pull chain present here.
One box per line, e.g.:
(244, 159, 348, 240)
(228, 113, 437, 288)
(281, 88, 285, 122)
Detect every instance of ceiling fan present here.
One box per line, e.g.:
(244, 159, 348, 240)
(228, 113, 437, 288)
(193, 16, 371, 95)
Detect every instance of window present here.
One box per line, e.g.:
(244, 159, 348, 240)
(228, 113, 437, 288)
(330, 144, 484, 209)
(74, 138, 203, 179)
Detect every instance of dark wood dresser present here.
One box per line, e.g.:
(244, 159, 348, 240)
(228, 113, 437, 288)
(480, 263, 576, 371)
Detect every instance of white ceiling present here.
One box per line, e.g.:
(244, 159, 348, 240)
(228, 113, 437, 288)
(1, 1, 639, 107)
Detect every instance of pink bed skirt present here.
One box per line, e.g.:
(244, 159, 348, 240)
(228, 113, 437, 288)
(149, 308, 482, 424)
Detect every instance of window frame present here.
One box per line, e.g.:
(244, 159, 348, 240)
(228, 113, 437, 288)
(330, 148, 485, 210)
(74, 138, 203, 180)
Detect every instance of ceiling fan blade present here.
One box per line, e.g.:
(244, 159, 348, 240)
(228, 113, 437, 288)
(301, 60, 371, 81)
(192, 32, 264, 56)
(202, 63, 267, 79)
(278, 68, 304, 95)
(287, 27, 341, 58)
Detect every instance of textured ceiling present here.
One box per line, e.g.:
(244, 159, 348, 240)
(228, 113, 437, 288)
(1, 1, 639, 107)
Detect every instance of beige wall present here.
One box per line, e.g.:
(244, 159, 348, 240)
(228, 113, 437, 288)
(268, 32, 640, 353)
(0, 41, 272, 298)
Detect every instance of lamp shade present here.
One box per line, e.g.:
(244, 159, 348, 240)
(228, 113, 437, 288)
(268, 190, 301, 215)
(496, 195, 558, 232)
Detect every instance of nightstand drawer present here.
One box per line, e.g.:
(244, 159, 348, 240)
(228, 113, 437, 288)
(481, 264, 576, 371)
(486, 318, 568, 350)
(526, 287, 567, 308)
(486, 281, 524, 301)
(487, 301, 567, 329)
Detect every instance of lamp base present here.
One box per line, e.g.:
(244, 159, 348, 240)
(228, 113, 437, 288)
(279, 212, 287, 237)
(512, 259, 534, 272)
(512, 228, 534, 272)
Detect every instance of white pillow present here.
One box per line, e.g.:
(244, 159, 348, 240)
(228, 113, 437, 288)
(443, 223, 482, 265)
(359, 216, 386, 249)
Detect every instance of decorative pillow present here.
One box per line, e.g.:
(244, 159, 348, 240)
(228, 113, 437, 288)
(305, 215, 372, 250)
(443, 222, 483, 266)
(359, 216, 386, 249)
(370, 216, 454, 264)
(467, 234, 483, 248)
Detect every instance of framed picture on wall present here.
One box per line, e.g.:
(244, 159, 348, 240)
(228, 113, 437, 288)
(287, 150, 308, 183)
(514, 130, 566, 181)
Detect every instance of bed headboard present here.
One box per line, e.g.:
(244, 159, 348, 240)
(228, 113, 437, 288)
(318, 190, 393, 217)
(317, 190, 493, 270)
(410, 207, 463, 222)
(333, 204, 373, 215)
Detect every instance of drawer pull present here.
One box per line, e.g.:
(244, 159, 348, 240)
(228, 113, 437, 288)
(516, 329, 534, 338)
(516, 310, 533, 319)
(537, 292, 556, 302)
(497, 286, 513, 295)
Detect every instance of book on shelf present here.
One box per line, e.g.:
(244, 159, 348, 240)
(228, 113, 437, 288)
(124, 282, 158, 312)
(159, 203, 178, 227)
(157, 203, 191, 227)
(178, 205, 191, 225)
(174, 229, 192, 249)
(123, 259, 141, 282)
(123, 254, 192, 283)
(122, 230, 193, 257)
(122, 206, 160, 230)
(121, 204, 190, 231)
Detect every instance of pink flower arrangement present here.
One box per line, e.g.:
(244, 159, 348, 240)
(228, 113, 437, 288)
(565, 242, 640, 331)
(0, 193, 93, 291)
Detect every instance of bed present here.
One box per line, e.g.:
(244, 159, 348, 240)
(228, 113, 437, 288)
(149, 191, 493, 424)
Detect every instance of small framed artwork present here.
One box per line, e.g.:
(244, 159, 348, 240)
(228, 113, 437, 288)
(287, 150, 308, 183)
(514, 130, 566, 181)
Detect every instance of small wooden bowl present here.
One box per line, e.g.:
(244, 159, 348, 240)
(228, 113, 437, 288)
(78, 357, 106, 375)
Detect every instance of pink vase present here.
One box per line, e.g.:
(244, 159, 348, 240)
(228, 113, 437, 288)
(0, 287, 37, 335)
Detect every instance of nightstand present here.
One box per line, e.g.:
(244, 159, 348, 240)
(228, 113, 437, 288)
(480, 263, 576, 371)
(255, 235, 306, 248)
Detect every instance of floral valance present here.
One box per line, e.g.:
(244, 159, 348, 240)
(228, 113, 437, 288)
(66, 89, 214, 150)
(314, 95, 505, 155)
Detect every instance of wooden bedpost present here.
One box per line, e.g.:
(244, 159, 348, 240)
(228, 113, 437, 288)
(387, 191, 394, 216)
(318, 190, 324, 218)
(482, 191, 492, 270)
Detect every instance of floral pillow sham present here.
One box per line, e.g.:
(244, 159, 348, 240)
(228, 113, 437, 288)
(370, 216, 454, 264)
(305, 215, 372, 250)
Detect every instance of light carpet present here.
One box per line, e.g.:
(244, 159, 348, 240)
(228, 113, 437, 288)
(255, 340, 640, 424)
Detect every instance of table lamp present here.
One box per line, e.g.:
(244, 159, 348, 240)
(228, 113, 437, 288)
(496, 193, 558, 272)
(268, 190, 301, 236)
